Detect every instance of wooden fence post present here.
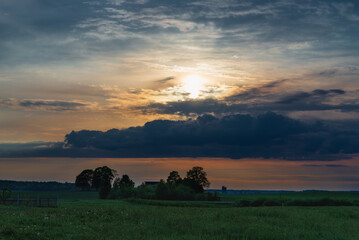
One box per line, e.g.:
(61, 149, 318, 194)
(17, 193, 19, 206)
(56, 196, 59, 208)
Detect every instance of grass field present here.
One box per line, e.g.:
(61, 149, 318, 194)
(220, 191, 359, 202)
(0, 192, 359, 240)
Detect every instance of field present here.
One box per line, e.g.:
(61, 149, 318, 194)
(0, 192, 359, 240)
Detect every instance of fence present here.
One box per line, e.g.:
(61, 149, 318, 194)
(0, 195, 58, 208)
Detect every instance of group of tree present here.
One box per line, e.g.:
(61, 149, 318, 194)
(154, 167, 218, 201)
(112, 166, 218, 201)
(75, 166, 219, 201)
(75, 166, 117, 199)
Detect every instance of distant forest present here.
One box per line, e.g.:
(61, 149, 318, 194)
(0, 180, 76, 191)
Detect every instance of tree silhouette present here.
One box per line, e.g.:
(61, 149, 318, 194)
(185, 166, 210, 193)
(113, 174, 135, 189)
(92, 166, 117, 190)
(167, 171, 181, 185)
(75, 169, 94, 190)
(92, 166, 117, 199)
(155, 179, 169, 200)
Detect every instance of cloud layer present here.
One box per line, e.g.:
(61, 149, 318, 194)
(1, 112, 358, 159)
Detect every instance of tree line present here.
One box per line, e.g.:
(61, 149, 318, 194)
(75, 166, 219, 201)
(0, 180, 76, 192)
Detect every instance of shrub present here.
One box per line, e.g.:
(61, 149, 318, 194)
(251, 199, 265, 207)
(173, 184, 195, 201)
(195, 194, 207, 201)
(0, 188, 12, 203)
(155, 180, 169, 200)
(207, 192, 220, 201)
(233, 199, 251, 207)
(107, 187, 135, 199)
(99, 183, 111, 199)
(263, 199, 281, 206)
(135, 184, 156, 199)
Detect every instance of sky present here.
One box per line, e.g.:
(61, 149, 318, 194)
(0, 0, 359, 190)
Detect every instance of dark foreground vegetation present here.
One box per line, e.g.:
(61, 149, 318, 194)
(1, 168, 359, 239)
(0, 185, 359, 239)
(233, 197, 359, 207)
(75, 166, 220, 201)
(0, 192, 358, 240)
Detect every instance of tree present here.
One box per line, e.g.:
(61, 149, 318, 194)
(75, 169, 94, 190)
(113, 174, 135, 189)
(155, 180, 169, 200)
(99, 182, 112, 199)
(0, 188, 11, 204)
(167, 171, 181, 185)
(92, 166, 117, 190)
(185, 166, 210, 193)
(92, 166, 117, 199)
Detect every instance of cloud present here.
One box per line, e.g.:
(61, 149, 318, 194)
(277, 89, 346, 104)
(137, 99, 235, 116)
(2, 112, 359, 159)
(302, 164, 349, 168)
(136, 84, 359, 116)
(60, 112, 359, 158)
(325, 164, 349, 168)
(155, 76, 175, 84)
(0, 98, 95, 112)
(2, 0, 358, 69)
(225, 79, 288, 102)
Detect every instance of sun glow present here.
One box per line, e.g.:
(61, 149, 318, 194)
(182, 75, 205, 98)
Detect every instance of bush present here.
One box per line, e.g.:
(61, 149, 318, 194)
(107, 189, 121, 199)
(0, 188, 12, 203)
(251, 199, 265, 207)
(195, 194, 207, 201)
(155, 181, 169, 200)
(135, 184, 155, 199)
(207, 192, 220, 201)
(233, 199, 251, 207)
(107, 187, 135, 199)
(263, 199, 281, 206)
(99, 183, 111, 199)
(173, 184, 195, 201)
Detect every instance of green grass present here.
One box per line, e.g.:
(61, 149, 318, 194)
(220, 191, 359, 202)
(124, 198, 231, 208)
(9, 191, 99, 200)
(1, 195, 359, 240)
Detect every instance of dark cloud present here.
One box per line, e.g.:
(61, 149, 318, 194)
(1, 112, 359, 159)
(138, 99, 238, 116)
(0, 98, 91, 111)
(302, 164, 349, 168)
(19, 100, 86, 108)
(151, 76, 176, 90)
(62, 112, 359, 158)
(325, 164, 349, 168)
(138, 87, 358, 116)
(316, 69, 339, 77)
(155, 76, 175, 84)
(225, 79, 288, 102)
(277, 89, 346, 104)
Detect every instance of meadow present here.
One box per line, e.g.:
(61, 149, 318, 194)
(0, 191, 359, 240)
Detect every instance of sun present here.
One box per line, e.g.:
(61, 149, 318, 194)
(182, 75, 205, 98)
